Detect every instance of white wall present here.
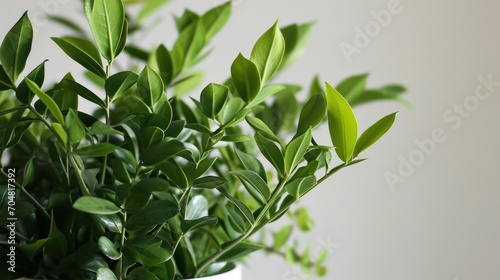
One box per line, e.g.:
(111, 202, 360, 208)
(2, 0, 499, 279)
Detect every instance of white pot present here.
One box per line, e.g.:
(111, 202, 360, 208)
(183, 263, 242, 280)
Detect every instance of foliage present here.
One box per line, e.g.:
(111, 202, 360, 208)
(0, 1, 406, 279)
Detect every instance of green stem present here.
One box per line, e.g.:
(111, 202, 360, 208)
(194, 176, 289, 278)
(0, 169, 51, 220)
(118, 211, 127, 280)
(100, 62, 112, 184)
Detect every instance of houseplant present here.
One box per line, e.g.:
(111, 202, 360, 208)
(0, 0, 406, 279)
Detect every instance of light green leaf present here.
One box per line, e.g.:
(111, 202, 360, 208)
(231, 53, 261, 103)
(90, 0, 125, 60)
(353, 112, 397, 158)
(221, 97, 245, 125)
(284, 128, 312, 174)
(74, 143, 118, 157)
(272, 225, 293, 250)
(98, 236, 121, 260)
(201, 2, 232, 41)
(296, 93, 326, 137)
(137, 0, 171, 24)
(65, 109, 86, 144)
(200, 83, 228, 119)
(172, 19, 205, 68)
(234, 147, 267, 182)
(336, 73, 368, 103)
(280, 22, 314, 70)
(250, 20, 285, 84)
(326, 82, 358, 163)
(246, 115, 281, 143)
(247, 84, 286, 108)
(285, 175, 317, 198)
(105, 71, 138, 102)
(73, 196, 121, 215)
(0, 12, 33, 82)
(52, 37, 105, 78)
(97, 268, 118, 280)
(26, 78, 64, 124)
(138, 66, 164, 108)
(229, 170, 270, 203)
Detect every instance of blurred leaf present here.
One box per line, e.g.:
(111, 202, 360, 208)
(336, 73, 368, 103)
(272, 225, 293, 250)
(75, 143, 118, 157)
(201, 2, 232, 41)
(280, 22, 314, 70)
(137, 0, 171, 24)
(217, 242, 264, 262)
(192, 176, 228, 189)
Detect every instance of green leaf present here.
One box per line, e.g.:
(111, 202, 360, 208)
(234, 147, 267, 182)
(158, 161, 188, 189)
(51, 123, 68, 149)
(140, 139, 186, 166)
(181, 216, 218, 233)
(192, 176, 228, 189)
(220, 134, 250, 143)
(284, 128, 312, 174)
(49, 16, 86, 36)
(220, 191, 255, 225)
(73, 196, 121, 215)
(296, 93, 326, 137)
(90, 0, 125, 60)
(217, 242, 264, 262)
(105, 71, 138, 102)
(22, 158, 35, 187)
(326, 82, 358, 163)
(123, 236, 173, 266)
(138, 66, 164, 108)
(247, 84, 286, 108)
(137, 0, 172, 24)
(255, 132, 285, 177)
(15, 60, 46, 104)
(336, 73, 368, 103)
(231, 53, 261, 103)
(25, 79, 64, 124)
(126, 178, 170, 211)
(285, 175, 317, 198)
(246, 115, 280, 143)
(185, 195, 208, 220)
(75, 143, 118, 157)
(200, 83, 228, 119)
(308, 75, 323, 98)
(0, 12, 33, 82)
(98, 236, 121, 260)
(126, 200, 179, 230)
(172, 19, 206, 68)
(0, 65, 14, 90)
(52, 37, 105, 78)
(250, 20, 285, 84)
(127, 267, 159, 280)
(353, 112, 397, 158)
(65, 109, 86, 144)
(89, 121, 123, 136)
(153, 44, 175, 86)
(97, 268, 118, 280)
(201, 2, 232, 41)
(221, 97, 245, 125)
(280, 22, 314, 70)
(230, 170, 270, 204)
(97, 214, 123, 233)
(73, 242, 109, 272)
(62, 78, 106, 108)
(45, 214, 68, 261)
(272, 225, 293, 250)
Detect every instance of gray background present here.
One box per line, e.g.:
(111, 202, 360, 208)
(2, 0, 500, 279)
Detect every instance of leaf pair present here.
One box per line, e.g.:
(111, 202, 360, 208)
(326, 83, 397, 162)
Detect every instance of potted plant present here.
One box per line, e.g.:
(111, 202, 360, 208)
(0, 0, 406, 279)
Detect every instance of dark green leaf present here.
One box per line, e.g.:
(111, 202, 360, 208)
(231, 53, 261, 103)
(75, 143, 118, 157)
(154, 44, 175, 86)
(90, 0, 125, 60)
(140, 139, 186, 165)
(97, 214, 123, 233)
(98, 236, 121, 260)
(26, 78, 64, 124)
(326, 82, 358, 163)
(200, 83, 228, 119)
(246, 115, 281, 143)
(229, 170, 270, 202)
(127, 267, 158, 280)
(181, 216, 218, 233)
(353, 112, 397, 158)
(217, 242, 264, 262)
(255, 132, 285, 177)
(124, 45, 149, 61)
(89, 121, 123, 136)
(159, 160, 189, 189)
(73, 196, 121, 215)
(250, 21, 285, 84)
(123, 236, 173, 266)
(126, 200, 179, 230)
(106, 71, 138, 102)
(138, 66, 164, 108)
(126, 178, 170, 211)
(220, 191, 255, 225)
(0, 64, 14, 90)
(0, 12, 33, 82)
(221, 97, 245, 125)
(52, 37, 105, 78)
(234, 147, 267, 182)
(15, 60, 45, 104)
(192, 176, 228, 189)
(63, 78, 106, 108)
(65, 109, 86, 144)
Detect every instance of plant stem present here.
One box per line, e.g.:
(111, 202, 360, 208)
(100, 62, 112, 184)
(117, 211, 127, 280)
(194, 176, 289, 277)
(69, 155, 90, 196)
(0, 169, 51, 220)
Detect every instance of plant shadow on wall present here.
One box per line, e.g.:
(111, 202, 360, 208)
(0, 0, 407, 279)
